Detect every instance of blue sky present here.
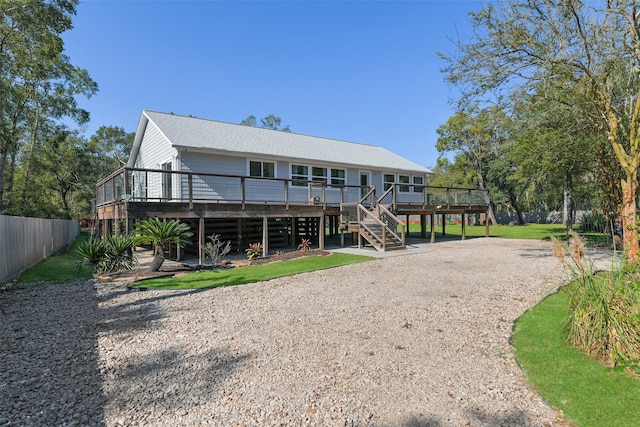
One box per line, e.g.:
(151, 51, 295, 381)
(63, 0, 482, 169)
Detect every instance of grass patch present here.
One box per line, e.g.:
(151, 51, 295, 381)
(16, 233, 93, 284)
(132, 252, 373, 290)
(408, 223, 567, 240)
(512, 291, 640, 427)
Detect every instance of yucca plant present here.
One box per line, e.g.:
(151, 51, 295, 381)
(103, 234, 137, 272)
(134, 218, 193, 272)
(76, 234, 137, 274)
(76, 238, 108, 273)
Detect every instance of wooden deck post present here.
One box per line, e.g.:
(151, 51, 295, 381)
(442, 214, 446, 236)
(461, 213, 466, 240)
(199, 217, 205, 265)
(319, 216, 325, 250)
(262, 216, 269, 257)
(430, 213, 436, 244)
(420, 214, 427, 238)
(485, 210, 490, 237)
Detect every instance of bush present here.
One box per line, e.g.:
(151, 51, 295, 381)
(204, 233, 231, 266)
(76, 234, 136, 274)
(552, 234, 640, 373)
(245, 242, 263, 260)
(297, 238, 311, 252)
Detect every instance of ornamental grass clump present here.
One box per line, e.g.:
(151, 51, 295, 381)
(552, 235, 640, 374)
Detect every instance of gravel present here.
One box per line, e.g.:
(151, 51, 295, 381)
(0, 238, 614, 426)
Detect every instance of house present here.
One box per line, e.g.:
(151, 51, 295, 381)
(95, 110, 489, 262)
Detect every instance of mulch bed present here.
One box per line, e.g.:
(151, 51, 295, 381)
(100, 249, 330, 283)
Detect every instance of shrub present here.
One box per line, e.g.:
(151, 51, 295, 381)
(76, 234, 136, 274)
(297, 238, 311, 252)
(204, 233, 231, 266)
(134, 218, 193, 272)
(245, 242, 263, 260)
(552, 234, 640, 373)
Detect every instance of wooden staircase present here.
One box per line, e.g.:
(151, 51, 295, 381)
(341, 187, 406, 252)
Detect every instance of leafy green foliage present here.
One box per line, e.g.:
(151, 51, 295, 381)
(0, 0, 98, 216)
(552, 235, 640, 373)
(134, 218, 193, 272)
(75, 234, 136, 274)
(245, 242, 263, 260)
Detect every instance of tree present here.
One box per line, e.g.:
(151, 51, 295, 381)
(0, 0, 97, 214)
(134, 218, 193, 272)
(240, 114, 291, 132)
(441, 0, 640, 262)
(436, 106, 509, 225)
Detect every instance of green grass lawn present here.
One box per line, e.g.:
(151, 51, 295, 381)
(512, 291, 640, 427)
(132, 252, 373, 290)
(16, 233, 93, 284)
(407, 222, 567, 240)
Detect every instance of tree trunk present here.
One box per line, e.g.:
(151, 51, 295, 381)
(621, 173, 638, 263)
(476, 169, 497, 225)
(563, 177, 574, 234)
(508, 192, 526, 225)
(149, 243, 165, 272)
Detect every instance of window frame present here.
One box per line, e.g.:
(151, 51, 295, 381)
(383, 174, 396, 191)
(398, 175, 410, 193)
(248, 159, 276, 178)
(291, 164, 309, 186)
(330, 168, 346, 186)
(412, 176, 425, 193)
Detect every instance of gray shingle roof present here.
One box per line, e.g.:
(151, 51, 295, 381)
(141, 110, 431, 173)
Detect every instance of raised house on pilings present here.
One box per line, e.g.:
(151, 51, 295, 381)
(95, 110, 490, 262)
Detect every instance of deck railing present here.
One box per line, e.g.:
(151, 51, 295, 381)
(96, 167, 490, 212)
(95, 167, 367, 209)
(377, 183, 489, 209)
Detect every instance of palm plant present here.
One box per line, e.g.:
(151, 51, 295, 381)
(134, 218, 193, 272)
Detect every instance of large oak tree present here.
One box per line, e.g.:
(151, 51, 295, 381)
(441, 0, 640, 262)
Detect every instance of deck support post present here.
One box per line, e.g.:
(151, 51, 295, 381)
(430, 213, 436, 244)
(442, 214, 446, 236)
(319, 216, 325, 250)
(420, 214, 427, 238)
(262, 216, 269, 257)
(406, 215, 410, 237)
(461, 213, 466, 240)
(199, 217, 205, 265)
(485, 211, 490, 237)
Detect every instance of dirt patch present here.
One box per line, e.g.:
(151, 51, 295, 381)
(100, 249, 330, 284)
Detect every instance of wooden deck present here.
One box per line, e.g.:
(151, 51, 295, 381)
(95, 167, 490, 259)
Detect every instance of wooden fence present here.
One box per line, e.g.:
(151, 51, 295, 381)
(0, 215, 80, 284)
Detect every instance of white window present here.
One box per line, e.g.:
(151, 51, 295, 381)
(384, 174, 395, 191)
(331, 169, 346, 186)
(399, 175, 410, 193)
(413, 176, 424, 193)
(312, 167, 327, 183)
(291, 165, 308, 186)
(249, 160, 275, 178)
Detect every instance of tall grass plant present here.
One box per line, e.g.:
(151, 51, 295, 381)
(552, 234, 640, 373)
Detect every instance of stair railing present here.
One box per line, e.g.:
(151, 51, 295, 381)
(378, 203, 405, 246)
(357, 204, 388, 250)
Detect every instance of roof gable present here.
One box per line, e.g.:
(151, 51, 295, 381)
(130, 110, 432, 174)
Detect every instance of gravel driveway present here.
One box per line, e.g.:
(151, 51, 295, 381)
(1, 237, 613, 426)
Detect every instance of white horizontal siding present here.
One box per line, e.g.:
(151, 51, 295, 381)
(137, 121, 177, 169)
